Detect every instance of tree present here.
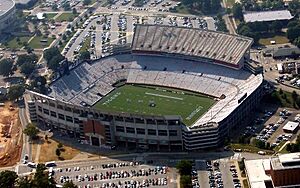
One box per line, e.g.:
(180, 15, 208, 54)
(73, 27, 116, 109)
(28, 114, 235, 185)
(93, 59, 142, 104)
(20, 62, 35, 77)
(52, 4, 58, 11)
(288, 0, 300, 13)
(57, 142, 63, 149)
(83, 0, 92, 5)
(79, 51, 90, 60)
(17, 54, 38, 66)
(63, 2, 71, 11)
(232, 3, 243, 20)
(292, 90, 298, 101)
(63, 181, 78, 188)
(0, 59, 13, 77)
(0, 170, 18, 188)
(180, 175, 192, 188)
(270, 20, 282, 32)
(18, 177, 32, 188)
(7, 85, 25, 101)
(23, 123, 39, 140)
(48, 55, 64, 71)
(176, 160, 192, 175)
(56, 148, 61, 157)
(72, 8, 77, 15)
(294, 36, 300, 48)
(287, 25, 300, 42)
(32, 164, 56, 188)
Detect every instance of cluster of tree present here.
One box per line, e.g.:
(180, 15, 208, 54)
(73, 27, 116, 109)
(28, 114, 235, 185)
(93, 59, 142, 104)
(176, 160, 193, 188)
(23, 123, 40, 140)
(287, 21, 300, 48)
(79, 51, 91, 60)
(240, 0, 286, 12)
(133, 0, 145, 7)
(181, 0, 221, 14)
(237, 20, 284, 44)
(83, 0, 92, 6)
(0, 59, 14, 77)
(254, 139, 271, 149)
(17, 54, 38, 77)
(56, 142, 64, 159)
(43, 47, 65, 71)
(215, 15, 229, 32)
(232, 3, 243, 20)
(0, 165, 77, 188)
(286, 136, 300, 152)
(28, 75, 48, 94)
(62, 2, 71, 11)
(7, 85, 25, 101)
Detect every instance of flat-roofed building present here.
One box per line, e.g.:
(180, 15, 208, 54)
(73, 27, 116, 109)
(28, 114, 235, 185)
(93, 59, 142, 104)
(245, 153, 300, 188)
(244, 10, 293, 23)
(283, 121, 299, 133)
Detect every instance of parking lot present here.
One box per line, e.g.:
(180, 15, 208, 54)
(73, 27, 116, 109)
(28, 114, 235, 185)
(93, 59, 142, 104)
(51, 160, 177, 188)
(193, 160, 241, 188)
(63, 9, 216, 61)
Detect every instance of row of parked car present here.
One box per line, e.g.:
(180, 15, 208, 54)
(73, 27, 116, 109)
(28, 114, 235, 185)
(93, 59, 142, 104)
(229, 165, 241, 188)
(207, 161, 223, 188)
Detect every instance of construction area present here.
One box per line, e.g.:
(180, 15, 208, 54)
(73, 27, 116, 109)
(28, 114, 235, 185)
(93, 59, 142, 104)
(0, 102, 22, 166)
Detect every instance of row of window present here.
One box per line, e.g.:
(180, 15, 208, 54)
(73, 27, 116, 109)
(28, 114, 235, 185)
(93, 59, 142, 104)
(116, 126, 178, 136)
(38, 107, 79, 123)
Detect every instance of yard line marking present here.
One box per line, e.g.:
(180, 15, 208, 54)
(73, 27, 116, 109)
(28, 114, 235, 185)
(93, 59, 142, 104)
(145, 92, 183, 100)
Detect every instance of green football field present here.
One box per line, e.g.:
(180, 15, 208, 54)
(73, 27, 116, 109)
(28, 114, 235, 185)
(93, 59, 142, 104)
(94, 84, 215, 126)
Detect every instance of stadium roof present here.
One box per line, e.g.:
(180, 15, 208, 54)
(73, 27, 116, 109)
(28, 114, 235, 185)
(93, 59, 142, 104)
(244, 10, 293, 23)
(132, 24, 253, 68)
(0, 0, 15, 16)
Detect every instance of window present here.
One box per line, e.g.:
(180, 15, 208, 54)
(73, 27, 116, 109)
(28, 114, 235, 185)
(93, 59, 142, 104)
(126, 127, 135, 134)
(169, 130, 178, 136)
(65, 107, 72, 112)
(57, 105, 63, 110)
(74, 118, 80, 124)
(73, 109, 80, 114)
(136, 128, 145, 135)
(148, 129, 156, 136)
(158, 130, 168, 136)
(58, 114, 65, 120)
(116, 126, 125, 132)
(49, 102, 55, 107)
(38, 106, 42, 112)
(50, 111, 57, 118)
(66, 116, 73, 122)
(43, 109, 49, 115)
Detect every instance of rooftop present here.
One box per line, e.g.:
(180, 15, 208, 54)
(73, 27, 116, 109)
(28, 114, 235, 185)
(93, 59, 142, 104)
(282, 121, 299, 132)
(273, 45, 300, 58)
(244, 10, 293, 23)
(245, 159, 272, 188)
(132, 24, 253, 68)
(0, 0, 15, 16)
(271, 152, 300, 170)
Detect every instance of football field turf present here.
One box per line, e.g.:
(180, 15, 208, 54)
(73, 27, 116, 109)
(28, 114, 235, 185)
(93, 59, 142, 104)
(94, 84, 215, 126)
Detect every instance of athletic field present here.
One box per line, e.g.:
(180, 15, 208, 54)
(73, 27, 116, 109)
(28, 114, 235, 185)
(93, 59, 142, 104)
(94, 84, 215, 126)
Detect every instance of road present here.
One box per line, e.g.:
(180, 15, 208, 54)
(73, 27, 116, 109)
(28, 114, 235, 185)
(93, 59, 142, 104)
(19, 107, 31, 163)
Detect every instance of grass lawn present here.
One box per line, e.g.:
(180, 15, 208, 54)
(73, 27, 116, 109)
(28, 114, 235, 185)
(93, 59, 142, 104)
(173, 4, 202, 15)
(79, 37, 91, 53)
(1, 36, 31, 49)
(39, 138, 80, 162)
(259, 34, 289, 46)
(28, 36, 54, 49)
(45, 13, 58, 19)
(269, 89, 298, 109)
(225, 0, 235, 7)
(229, 143, 274, 154)
(56, 13, 79, 22)
(94, 84, 215, 126)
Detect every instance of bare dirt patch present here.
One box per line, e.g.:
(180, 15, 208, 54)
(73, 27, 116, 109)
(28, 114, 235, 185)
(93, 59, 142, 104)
(33, 137, 80, 163)
(0, 102, 22, 166)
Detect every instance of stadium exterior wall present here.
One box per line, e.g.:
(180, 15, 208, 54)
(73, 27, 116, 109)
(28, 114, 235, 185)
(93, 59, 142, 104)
(25, 79, 263, 151)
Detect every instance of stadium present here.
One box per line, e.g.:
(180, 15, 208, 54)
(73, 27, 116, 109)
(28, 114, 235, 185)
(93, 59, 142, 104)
(25, 25, 264, 151)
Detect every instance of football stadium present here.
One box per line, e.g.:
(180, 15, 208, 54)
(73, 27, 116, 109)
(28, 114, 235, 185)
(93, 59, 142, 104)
(25, 24, 264, 151)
